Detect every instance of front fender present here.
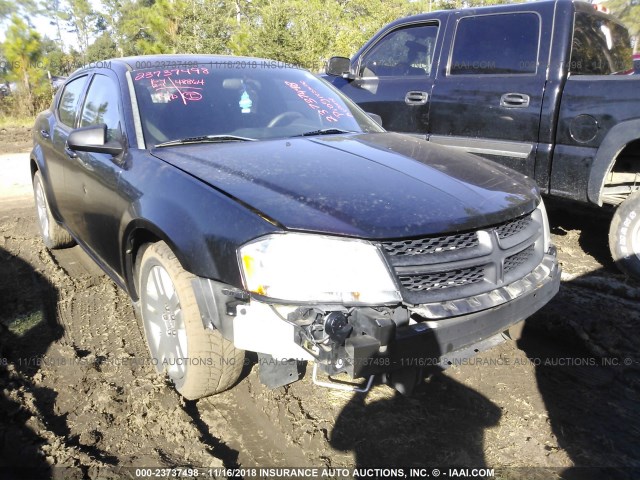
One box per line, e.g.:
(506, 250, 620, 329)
(588, 118, 640, 206)
(119, 162, 278, 298)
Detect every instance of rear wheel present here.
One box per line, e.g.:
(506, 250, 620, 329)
(32, 171, 74, 249)
(138, 241, 244, 399)
(609, 191, 640, 279)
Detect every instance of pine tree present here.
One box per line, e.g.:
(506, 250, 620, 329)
(2, 15, 48, 114)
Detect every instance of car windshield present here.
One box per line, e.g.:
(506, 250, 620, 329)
(131, 61, 383, 147)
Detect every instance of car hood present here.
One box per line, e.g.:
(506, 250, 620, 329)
(151, 133, 539, 239)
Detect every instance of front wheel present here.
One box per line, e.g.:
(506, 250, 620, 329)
(609, 191, 640, 279)
(138, 241, 244, 399)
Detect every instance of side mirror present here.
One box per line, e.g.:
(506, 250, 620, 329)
(366, 112, 383, 127)
(326, 56, 354, 79)
(67, 124, 123, 156)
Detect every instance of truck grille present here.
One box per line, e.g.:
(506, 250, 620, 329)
(378, 211, 544, 306)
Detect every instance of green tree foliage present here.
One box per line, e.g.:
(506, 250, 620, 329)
(85, 32, 118, 62)
(1, 15, 50, 114)
(65, 0, 98, 52)
(331, 0, 425, 58)
(0, 0, 16, 21)
(175, 0, 238, 54)
(229, 0, 422, 70)
(230, 0, 327, 67)
(608, 0, 640, 52)
(111, 0, 186, 55)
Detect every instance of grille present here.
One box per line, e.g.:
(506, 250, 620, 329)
(399, 265, 485, 292)
(495, 214, 532, 239)
(504, 245, 535, 273)
(382, 231, 478, 256)
(385, 211, 541, 304)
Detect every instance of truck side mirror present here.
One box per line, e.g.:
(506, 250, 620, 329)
(326, 56, 354, 79)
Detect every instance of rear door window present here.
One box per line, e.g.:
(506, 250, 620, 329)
(450, 13, 540, 75)
(570, 12, 633, 75)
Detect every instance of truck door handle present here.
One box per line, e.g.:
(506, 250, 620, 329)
(405, 91, 429, 105)
(500, 93, 530, 108)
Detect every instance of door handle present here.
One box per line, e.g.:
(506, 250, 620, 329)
(64, 144, 77, 159)
(64, 145, 92, 169)
(40, 129, 50, 139)
(500, 93, 530, 108)
(405, 91, 429, 105)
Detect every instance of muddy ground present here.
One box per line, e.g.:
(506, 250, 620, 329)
(0, 126, 33, 154)
(0, 128, 639, 479)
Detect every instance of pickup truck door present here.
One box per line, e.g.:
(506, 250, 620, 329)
(327, 21, 443, 135)
(428, 8, 552, 178)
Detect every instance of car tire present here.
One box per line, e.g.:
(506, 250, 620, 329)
(609, 191, 640, 279)
(138, 241, 244, 399)
(32, 170, 75, 249)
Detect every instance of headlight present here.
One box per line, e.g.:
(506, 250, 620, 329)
(239, 233, 401, 304)
(537, 199, 551, 253)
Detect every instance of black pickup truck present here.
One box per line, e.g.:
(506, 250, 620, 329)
(325, 0, 640, 277)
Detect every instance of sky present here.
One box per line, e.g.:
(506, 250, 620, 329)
(31, 14, 78, 47)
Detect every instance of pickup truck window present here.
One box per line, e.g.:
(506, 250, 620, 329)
(80, 74, 122, 142)
(569, 12, 632, 75)
(450, 13, 540, 75)
(57, 76, 87, 128)
(359, 24, 438, 77)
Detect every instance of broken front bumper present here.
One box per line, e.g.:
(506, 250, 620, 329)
(383, 252, 560, 375)
(195, 251, 560, 383)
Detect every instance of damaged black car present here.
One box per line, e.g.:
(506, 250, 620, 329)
(31, 55, 560, 398)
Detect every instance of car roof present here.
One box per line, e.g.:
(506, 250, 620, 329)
(65, 54, 307, 82)
(114, 54, 284, 70)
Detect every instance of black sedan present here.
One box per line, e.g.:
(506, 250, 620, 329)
(31, 55, 560, 398)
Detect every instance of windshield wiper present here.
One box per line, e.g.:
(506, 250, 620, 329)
(296, 128, 356, 137)
(155, 135, 256, 147)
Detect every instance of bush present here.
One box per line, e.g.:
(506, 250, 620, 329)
(0, 88, 53, 121)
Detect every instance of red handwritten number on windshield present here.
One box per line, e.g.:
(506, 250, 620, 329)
(135, 68, 208, 104)
(133, 67, 210, 81)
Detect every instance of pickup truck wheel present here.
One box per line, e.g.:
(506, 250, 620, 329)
(32, 171, 74, 249)
(609, 191, 640, 278)
(138, 242, 244, 399)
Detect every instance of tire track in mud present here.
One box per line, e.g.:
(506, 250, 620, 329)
(199, 383, 312, 467)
